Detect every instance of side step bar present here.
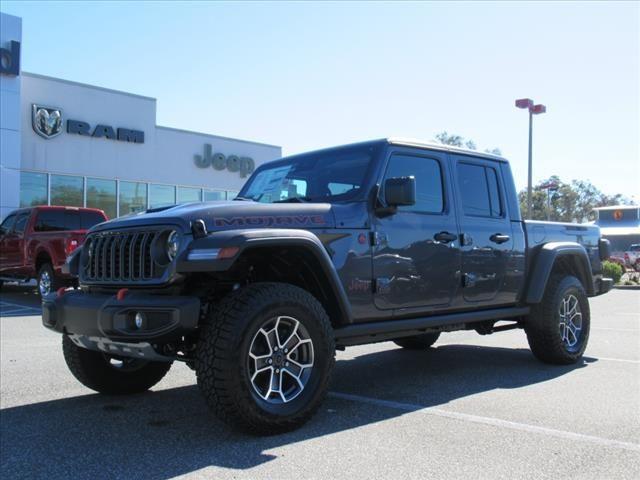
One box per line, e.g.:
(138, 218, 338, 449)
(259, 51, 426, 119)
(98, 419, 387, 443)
(334, 307, 530, 347)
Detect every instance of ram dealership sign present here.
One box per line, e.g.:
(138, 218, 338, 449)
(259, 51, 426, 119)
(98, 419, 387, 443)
(194, 143, 255, 178)
(31, 104, 144, 143)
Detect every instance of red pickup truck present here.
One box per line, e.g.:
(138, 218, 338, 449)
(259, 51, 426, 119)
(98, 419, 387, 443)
(0, 206, 108, 296)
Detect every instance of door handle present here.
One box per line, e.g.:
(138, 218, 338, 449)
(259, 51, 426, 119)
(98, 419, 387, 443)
(434, 231, 457, 243)
(490, 233, 511, 244)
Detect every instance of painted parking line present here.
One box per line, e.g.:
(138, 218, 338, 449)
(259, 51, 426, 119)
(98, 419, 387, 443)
(592, 327, 639, 332)
(592, 356, 640, 364)
(329, 391, 640, 452)
(0, 301, 41, 317)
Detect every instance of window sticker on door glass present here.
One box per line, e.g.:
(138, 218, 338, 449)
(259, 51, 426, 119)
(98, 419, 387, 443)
(245, 166, 292, 199)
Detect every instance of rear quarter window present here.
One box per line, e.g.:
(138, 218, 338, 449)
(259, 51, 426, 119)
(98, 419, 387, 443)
(81, 211, 106, 229)
(456, 162, 503, 218)
(34, 210, 67, 232)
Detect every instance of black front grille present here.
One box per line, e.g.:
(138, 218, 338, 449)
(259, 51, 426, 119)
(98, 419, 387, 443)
(83, 229, 163, 283)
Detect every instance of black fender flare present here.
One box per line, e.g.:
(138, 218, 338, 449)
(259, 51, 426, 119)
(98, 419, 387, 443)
(176, 228, 353, 324)
(525, 242, 594, 304)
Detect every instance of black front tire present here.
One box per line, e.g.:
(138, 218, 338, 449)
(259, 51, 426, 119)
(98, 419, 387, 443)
(525, 275, 590, 365)
(394, 332, 441, 350)
(195, 282, 335, 435)
(62, 335, 172, 394)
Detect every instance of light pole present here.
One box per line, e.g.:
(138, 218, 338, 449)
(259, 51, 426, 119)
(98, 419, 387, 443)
(515, 98, 546, 219)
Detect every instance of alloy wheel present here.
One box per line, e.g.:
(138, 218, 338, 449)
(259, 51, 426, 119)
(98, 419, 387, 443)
(39, 270, 51, 296)
(247, 315, 314, 404)
(559, 294, 583, 351)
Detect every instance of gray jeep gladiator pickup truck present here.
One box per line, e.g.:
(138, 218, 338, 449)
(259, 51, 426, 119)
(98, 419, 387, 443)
(43, 138, 613, 434)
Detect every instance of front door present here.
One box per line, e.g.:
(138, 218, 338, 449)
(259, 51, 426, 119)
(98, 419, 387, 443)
(372, 150, 461, 312)
(3, 213, 29, 272)
(452, 156, 514, 306)
(0, 213, 17, 271)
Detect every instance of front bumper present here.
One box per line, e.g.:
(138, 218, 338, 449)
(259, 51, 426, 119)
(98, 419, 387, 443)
(597, 277, 614, 296)
(42, 290, 200, 344)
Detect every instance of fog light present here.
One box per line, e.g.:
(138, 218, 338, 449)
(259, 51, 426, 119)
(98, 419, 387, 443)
(134, 312, 145, 329)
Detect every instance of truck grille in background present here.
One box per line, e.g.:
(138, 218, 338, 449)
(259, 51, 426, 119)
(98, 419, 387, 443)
(83, 230, 162, 282)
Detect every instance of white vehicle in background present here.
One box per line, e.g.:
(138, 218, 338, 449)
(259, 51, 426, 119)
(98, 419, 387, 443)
(625, 244, 640, 271)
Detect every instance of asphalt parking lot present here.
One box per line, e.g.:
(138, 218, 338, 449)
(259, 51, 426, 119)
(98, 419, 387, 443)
(1, 285, 638, 479)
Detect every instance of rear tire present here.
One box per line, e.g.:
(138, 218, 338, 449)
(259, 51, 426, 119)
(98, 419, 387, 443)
(525, 275, 590, 365)
(62, 335, 172, 394)
(195, 282, 335, 435)
(37, 263, 61, 297)
(394, 332, 441, 350)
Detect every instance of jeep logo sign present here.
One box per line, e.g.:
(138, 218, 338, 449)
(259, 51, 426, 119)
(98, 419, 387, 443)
(194, 144, 255, 178)
(0, 40, 20, 76)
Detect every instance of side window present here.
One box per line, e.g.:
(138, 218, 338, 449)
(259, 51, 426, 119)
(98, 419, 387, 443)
(1, 214, 17, 234)
(14, 214, 29, 234)
(456, 162, 503, 218)
(383, 154, 444, 213)
(65, 211, 81, 231)
(485, 167, 503, 217)
(35, 210, 68, 232)
(80, 211, 106, 229)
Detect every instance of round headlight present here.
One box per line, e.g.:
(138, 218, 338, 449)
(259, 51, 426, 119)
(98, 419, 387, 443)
(166, 230, 180, 261)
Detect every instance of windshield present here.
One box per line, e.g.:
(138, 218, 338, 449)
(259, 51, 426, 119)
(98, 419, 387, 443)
(239, 144, 380, 203)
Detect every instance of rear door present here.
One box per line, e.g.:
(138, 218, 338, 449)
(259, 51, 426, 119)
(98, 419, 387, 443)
(452, 155, 515, 306)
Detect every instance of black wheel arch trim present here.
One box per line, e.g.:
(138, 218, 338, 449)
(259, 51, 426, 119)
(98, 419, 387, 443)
(176, 228, 354, 324)
(524, 242, 595, 304)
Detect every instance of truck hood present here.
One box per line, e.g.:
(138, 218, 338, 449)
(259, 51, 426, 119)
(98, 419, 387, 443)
(91, 201, 337, 233)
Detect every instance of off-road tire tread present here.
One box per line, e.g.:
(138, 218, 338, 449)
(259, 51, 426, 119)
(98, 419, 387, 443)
(195, 282, 335, 435)
(62, 335, 172, 394)
(525, 274, 590, 365)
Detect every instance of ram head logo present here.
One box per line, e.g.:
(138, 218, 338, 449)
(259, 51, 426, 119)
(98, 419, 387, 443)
(32, 104, 63, 139)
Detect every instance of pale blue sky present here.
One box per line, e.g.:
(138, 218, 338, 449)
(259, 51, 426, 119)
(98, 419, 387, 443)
(2, 1, 639, 198)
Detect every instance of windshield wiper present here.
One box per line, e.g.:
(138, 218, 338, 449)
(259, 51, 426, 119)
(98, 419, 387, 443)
(233, 196, 256, 202)
(273, 196, 312, 203)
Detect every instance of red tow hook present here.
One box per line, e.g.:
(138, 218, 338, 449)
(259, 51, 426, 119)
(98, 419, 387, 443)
(116, 288, 129, 301)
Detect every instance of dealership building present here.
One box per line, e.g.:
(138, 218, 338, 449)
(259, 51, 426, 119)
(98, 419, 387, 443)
(0, 12, 281, 221)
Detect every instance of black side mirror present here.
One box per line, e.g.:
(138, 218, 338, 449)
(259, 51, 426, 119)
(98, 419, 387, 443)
(384, 176, 416, 207)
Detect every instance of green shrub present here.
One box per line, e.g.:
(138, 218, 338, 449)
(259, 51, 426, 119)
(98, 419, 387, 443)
(602, 261, 624, 284)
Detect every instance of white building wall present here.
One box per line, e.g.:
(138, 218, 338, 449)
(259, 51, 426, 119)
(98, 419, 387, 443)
(19, 73, 281, 189)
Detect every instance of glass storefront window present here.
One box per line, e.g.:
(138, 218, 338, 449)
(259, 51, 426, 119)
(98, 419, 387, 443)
(86, 178, 116, 219)
(177, 186, 202, 204)
(50, 174, 83, 207)
(119, 181, 147, 216)
(149, 184, 176, 209)
(20, 172, 48, 207)
(204, 189, 226, 201)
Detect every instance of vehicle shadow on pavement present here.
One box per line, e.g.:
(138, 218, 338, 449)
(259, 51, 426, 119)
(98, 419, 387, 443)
(0, 344, 595, 479)
(0, 285, 42, 317)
